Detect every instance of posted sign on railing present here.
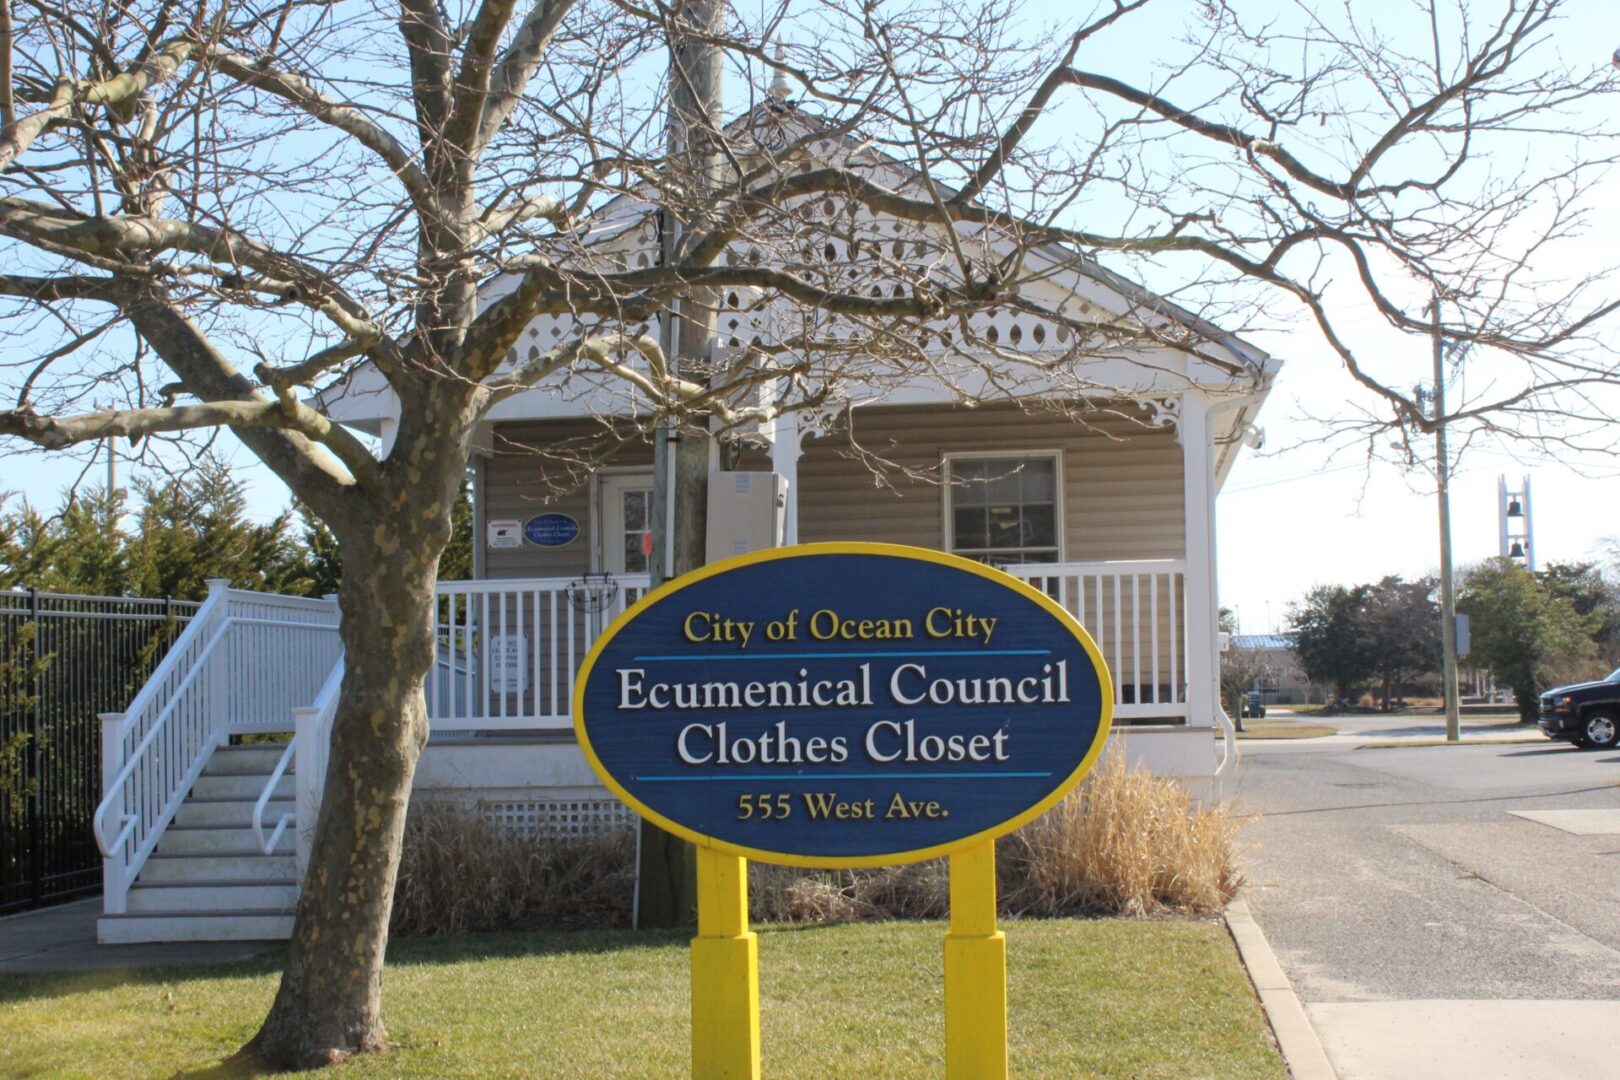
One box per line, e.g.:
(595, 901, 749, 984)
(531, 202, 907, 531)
(575, 543, 1113, 867)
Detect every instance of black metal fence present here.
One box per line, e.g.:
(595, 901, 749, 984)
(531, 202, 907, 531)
(0, 590, 200, 915)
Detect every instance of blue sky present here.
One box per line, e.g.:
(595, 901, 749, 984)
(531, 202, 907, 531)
(5, 0, 1617, 629)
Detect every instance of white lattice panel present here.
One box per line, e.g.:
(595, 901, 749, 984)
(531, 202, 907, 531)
(478, 797, 635, 838)
(506, 188, 1118, 360)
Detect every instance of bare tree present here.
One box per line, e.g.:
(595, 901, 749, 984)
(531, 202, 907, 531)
(2, 0, 1617, 1067)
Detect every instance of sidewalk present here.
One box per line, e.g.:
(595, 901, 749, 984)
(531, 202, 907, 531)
(1231, 895, 1619, 1080)
(1240, 709, 1544, 750)
(0, 899, 274, 974)
(1231, 718, 1620, 1079)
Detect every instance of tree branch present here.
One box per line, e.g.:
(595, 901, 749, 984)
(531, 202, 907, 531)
(3, 399, 314, 448)
(0, 37, 196, 172)
(397, 0, 454, 170)
(125, 296, 360, 521)
(953, 0, 1151, 207)
(0, 196, 382, 348)
(443, 0, 517, 156)
(0, 0, 15, 129)
(476, 0, 578, 152)
(211, 52, 440, 214)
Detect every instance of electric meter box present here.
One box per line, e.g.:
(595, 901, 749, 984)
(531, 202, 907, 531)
(706, 471, 787, 559)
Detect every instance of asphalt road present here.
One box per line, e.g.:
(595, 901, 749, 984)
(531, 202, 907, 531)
(1232, 715, 1620, 1005)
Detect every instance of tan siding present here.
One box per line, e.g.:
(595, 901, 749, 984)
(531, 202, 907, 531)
(797, 403, 1185, 560)
(479, 405, 1184, 576)
(480, 420, 653, 579)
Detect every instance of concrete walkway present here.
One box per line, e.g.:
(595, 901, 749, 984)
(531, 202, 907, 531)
(0, 899, 275, 974)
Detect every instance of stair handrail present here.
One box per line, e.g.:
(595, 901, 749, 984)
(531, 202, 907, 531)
(254, 654, 344, 856)
(253, 739, 299, 857)
(101, 580, 226, 750)
(92, 609, 340, 857)
(92, 580, 231, 862)
(1214, 701, 1239, 791)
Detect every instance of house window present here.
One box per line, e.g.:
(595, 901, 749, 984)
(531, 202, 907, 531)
(946, 454, 1061, 565)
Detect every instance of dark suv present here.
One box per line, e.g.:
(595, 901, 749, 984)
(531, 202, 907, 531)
(1538, 669, 1620, 749)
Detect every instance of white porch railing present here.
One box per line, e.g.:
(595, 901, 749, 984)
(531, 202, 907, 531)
(1008, 560, 1188, 721)
(428, 574, 651, 730)
(256, 573, 654, 858)
(242, 564, 1194, 867)
(95, 580, 341, 913)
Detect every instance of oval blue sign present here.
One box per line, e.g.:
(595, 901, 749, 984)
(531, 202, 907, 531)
(523, 512, 580, 547)
(574, 543, 1113, 867)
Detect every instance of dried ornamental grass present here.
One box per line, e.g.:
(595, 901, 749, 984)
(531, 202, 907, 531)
(390, 801, 635, 937)
(750, 752, 1239, 923)
(998, 752, 1241, 917)
(390, 753, 1240, 934)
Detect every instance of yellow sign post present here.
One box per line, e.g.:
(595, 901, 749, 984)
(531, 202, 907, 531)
(944, 842, 1008, 1079)
(692, 849, 761, 1079)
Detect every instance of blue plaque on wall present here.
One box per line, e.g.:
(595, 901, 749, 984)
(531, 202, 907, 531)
(523, 512, 580, 548)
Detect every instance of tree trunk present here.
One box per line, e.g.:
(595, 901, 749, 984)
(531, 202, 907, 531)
(1513, 682, 1538, 725)
(242, 533, 443, 1067)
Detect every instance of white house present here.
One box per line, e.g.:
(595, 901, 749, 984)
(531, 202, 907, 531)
(93, 118, 1277, 943)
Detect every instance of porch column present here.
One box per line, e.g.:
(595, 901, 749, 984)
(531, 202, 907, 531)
(1179, 391, 1218, 729)
(378, 417, 400, 459)
(766, 410, 802, 545)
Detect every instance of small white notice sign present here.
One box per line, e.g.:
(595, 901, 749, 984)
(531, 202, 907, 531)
(490, 634, 528, 693)
(487, 519, 521, 549)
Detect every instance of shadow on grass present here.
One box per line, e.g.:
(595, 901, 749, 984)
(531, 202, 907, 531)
(0, 927, 692, 1008)
(0, 953, 282, 1006)
(172, 1055, 264, 1080)
(383, 925, 688, 968)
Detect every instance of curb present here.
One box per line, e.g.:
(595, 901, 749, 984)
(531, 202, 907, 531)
(1225, 895, 1336, 1080)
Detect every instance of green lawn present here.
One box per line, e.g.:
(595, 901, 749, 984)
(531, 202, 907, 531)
(0, 920, 1284, 1079)
(1236, 722, 1338, 740)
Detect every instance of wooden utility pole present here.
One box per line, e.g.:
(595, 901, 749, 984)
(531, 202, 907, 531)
(1432, 294, 1462, 743)
(638, 0, 726, 930)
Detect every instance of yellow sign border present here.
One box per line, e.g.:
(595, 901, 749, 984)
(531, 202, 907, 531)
(572, 541, 1115, 869)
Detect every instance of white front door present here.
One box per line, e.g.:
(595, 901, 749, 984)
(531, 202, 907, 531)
(598, 473, 654, 575)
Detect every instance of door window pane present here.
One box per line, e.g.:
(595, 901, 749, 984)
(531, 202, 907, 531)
(618, 488, 651, 573)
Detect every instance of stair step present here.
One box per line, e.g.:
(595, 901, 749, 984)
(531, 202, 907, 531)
(174, 798, 295, 828)
(190, 773, 295, 800)
(203, 745, 292, 776)
(98, 910, 294, 944)
(127, 879, 299, 914)
(154, 825, 268, 856)
(140, 853, 299, 882)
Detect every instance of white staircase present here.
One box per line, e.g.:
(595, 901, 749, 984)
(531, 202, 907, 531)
(94, 581, 341, 945)
(98, 744, 299, 944)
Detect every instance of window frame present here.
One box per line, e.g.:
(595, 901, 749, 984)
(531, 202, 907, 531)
(941, 449, 1065, 566)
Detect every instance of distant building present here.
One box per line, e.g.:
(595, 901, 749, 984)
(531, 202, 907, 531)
(1229, 633, 1323, 705)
